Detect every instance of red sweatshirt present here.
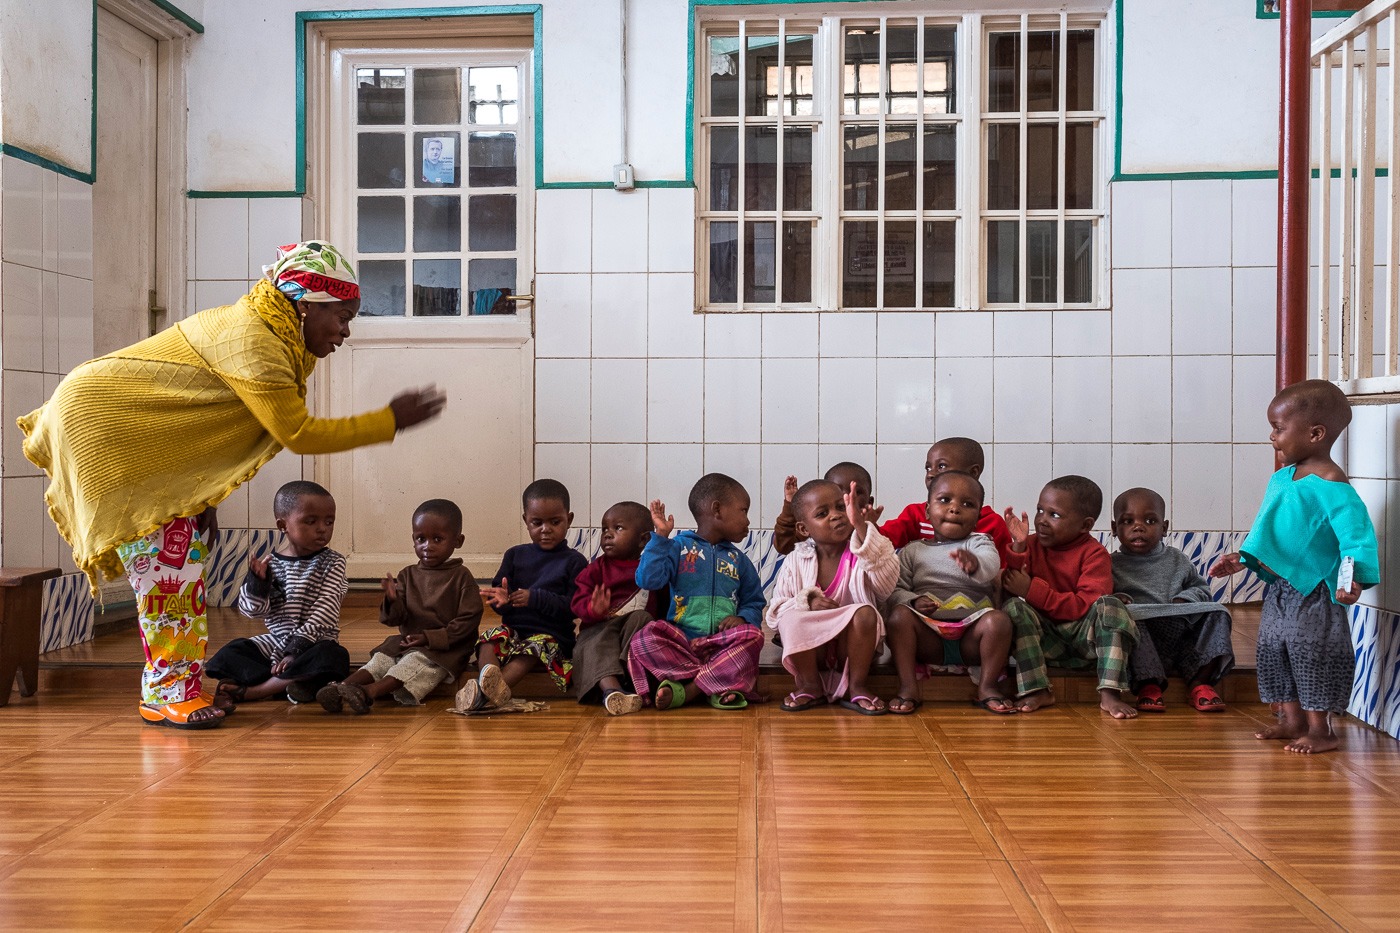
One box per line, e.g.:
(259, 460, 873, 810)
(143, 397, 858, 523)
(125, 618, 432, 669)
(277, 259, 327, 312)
(880, 502, 1013, 564)
(570, 555, 666, 628)
(1002, 533, 1113, 622)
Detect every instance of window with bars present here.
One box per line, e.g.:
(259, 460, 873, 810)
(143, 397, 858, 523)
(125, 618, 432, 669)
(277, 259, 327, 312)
(698, 11, 1105, 311)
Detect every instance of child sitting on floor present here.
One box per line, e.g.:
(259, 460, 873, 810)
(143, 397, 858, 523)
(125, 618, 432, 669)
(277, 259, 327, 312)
(571, 500, 667, 716)
(207, 481, 350, 711)
(881, 437, 1012, 561)
(319, 499, 483, 714)
(772, 461, 882, 555)
(1001, 475, 1140, 720)
(1211, 379, 1379, 754)
(456, 479, 587, 712)
(885, 471, 1052, 715)
(628, 473, 766, 710)
(767, 479, 898, 714)
(1110, 487, 1235, 714)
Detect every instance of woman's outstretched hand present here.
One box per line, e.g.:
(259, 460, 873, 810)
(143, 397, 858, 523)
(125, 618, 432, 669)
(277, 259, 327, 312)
(390, 386, 448, 431)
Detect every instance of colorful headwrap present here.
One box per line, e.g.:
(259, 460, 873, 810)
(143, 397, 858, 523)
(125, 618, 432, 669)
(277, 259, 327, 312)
(262, 240, 360, 303)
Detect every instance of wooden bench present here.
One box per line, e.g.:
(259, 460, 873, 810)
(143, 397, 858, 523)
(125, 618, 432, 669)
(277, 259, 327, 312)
(0, 567, 61, 706)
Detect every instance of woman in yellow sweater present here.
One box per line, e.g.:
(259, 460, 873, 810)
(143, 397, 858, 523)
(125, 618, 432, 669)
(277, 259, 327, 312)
(18, 241, 445, 728)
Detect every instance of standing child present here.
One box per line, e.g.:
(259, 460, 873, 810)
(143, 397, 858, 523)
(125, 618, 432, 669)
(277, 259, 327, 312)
(1110, 487, 1235, 713)
(319, 499, 483, 714)
(772, 461, 882, 555)
(885, 471, 1053, 715)
(571, 500, 667, 716)
(207, 481, 350, 711)
(767, 479, 898, 714)
(1001, 475, 1140, 719)
(879, 437, 1012, 562)
(456, 479, 587, 711)
(628, 473, 766, 710)
(1211, 379, 1378, 754)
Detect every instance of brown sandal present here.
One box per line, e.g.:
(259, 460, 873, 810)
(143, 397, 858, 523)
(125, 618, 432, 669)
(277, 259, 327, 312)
(337, 681, 374, 715)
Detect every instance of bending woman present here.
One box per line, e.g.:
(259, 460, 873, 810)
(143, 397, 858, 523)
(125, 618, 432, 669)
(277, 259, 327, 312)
(18, 241, 445, 729)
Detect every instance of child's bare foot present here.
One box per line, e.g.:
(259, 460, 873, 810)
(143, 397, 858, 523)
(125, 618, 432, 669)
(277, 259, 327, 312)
(1099, 688, 1138, 719)
(1017, 689, 1054, 713)
(1285, 731, 1340, 754)
(1254, 722, 1306, 740)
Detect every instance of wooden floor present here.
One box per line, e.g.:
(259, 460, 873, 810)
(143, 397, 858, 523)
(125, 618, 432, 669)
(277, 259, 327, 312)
(6, 603, 1400, 931)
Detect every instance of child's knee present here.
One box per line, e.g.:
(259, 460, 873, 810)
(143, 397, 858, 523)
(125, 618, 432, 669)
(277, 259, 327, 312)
(852, 605, 879, 629)
(887, 604, 916, 629)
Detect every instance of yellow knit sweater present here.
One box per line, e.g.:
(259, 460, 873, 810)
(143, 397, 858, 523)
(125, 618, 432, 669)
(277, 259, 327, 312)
(18, 280, 397, 590)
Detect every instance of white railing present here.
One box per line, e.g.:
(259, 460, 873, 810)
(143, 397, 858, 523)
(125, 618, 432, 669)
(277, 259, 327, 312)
(1313, 0, 1400, 397)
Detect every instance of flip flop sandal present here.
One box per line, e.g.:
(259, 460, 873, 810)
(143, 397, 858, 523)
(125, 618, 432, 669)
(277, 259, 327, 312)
(1135, 685, 1166, 713)
(655, 679, 688, 710)
(316, 682, 345, 713)
(138, 697, 223, 730)
(838, 694, 886, 716)
(886, 696, 922, 715)
(708, 691, 749, 710)
(337, 681, 374, 715)
(455, 680, 489, 712)
(972, 695, 1018, 715)
(603, 690, 643, 716)
(479, 664, 513, 708)
(1190, 683, 1226, 712)
(781, 692, 826, 712)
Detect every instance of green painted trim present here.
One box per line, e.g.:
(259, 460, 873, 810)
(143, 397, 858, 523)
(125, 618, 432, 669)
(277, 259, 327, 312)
(1255, 0, 1356, 19)
(188, 190, 303, 198)
(4, 2, 97, 183)
(537, 179, 695, 189)
(1112, 167, 1389, 182)
(89, 0, 98, 181)
(1114, 1, 1124, 182)
(143, 0, 204, 33)
(533, 9, 544, 191)
(0, 144, 95, 184)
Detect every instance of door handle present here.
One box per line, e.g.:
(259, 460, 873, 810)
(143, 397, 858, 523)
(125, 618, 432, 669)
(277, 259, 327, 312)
(504, 293, 534, 304)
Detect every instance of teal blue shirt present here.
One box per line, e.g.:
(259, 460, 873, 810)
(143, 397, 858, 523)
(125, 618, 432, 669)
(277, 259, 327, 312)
(1240, 466, 1379, 603)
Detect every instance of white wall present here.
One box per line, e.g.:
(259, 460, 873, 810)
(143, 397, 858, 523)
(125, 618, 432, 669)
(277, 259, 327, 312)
(0, 0, 93, 173)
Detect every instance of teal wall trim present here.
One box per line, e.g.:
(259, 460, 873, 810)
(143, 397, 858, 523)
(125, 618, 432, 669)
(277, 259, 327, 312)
(0, 144, 95, 184)
(1255, 0, 1354, 19)
(144, 0, 204, 33)
(188, 189, 302, 198)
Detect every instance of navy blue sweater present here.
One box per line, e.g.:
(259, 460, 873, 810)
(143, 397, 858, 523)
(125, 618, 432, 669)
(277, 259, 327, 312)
(492, 542, 588, 652)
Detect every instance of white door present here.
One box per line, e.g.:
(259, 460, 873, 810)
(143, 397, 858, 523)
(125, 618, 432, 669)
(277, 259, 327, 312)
(318, 46, 534, 578)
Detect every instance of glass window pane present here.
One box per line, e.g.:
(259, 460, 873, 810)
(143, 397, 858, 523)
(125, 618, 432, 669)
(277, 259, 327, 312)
(923, 125, 956, 211)
(709, 36, 739, 116)
(986, 220, 1019, 303)
(468, 132, 517, 188)
(781, 35, 815, 116)
(1066, 29, 1096, 111)
(468, 258, 517, 314)
(1027, 220, 1057, 302)
(468, 66, 519, 124)
(414, 67, 460, 125)
(923, 221, 955, 307)
(413, 258, 461, 317)
(744, 221, 775, 303)
(884, 126, 917, 212)
(358, 133, 405, 189)
(1027, 124, 1058, 210)
(468, 194, 517, 251)
(924, 26, 957, 114)
(884, 221, 917, 308)
(783, 127, 813, 211)
(1064, 219, 1094, 303)
(843, 125, 880, 211)
(985, 124, 1019, 210)
(782, 221, 812, 303)
(886, 24, 918, 115)
(844, 27, 881, 115)
(745, 35, 778, 116)
(1027, 31, 1060, 112)
(358, 196, 404, 253)
(987, 32, 1019, 112)
(413, 195, 461, 252)
(745, 126, 777, 212)
(710, 222, 738, 303)
(414, 132, 460, 188)
(842, 220, 879, 307)
(360, 260, 405, 316)
(357, 68, 405, 125)
(1065, 123, 1094, 209)
(710, 127, 739, 211)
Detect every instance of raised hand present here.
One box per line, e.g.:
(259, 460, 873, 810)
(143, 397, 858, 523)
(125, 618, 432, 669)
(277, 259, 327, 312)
(949, 547, 980, 577)
(1209, 552, 1244, 578)
(649, 499, 675, 537)
(249, 555, 271, 579)
(1003, 507, 1030, 549)
(588, 584, 612, 618)
(389, 384, 448, 431)
(381, 573, 399, 602)
(481, 577, 511, 609)
(783, 475, 798, 503)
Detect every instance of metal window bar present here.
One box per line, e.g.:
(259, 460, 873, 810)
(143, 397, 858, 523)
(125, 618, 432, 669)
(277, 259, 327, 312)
(1018, 14, 1029, 306)
(1389, 10, 1400, 375)
(1357, 24, 1377, 380)
(1340, 38, 1354, 381)
(1057, 13, 1067, 306)
(1318, 50, 1333, 376)
(776, 18, 786, 309)
(738, 20, 748, 311)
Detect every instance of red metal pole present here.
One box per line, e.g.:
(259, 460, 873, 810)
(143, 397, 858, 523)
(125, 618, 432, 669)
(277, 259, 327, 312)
(1278, 0, 1312, 391)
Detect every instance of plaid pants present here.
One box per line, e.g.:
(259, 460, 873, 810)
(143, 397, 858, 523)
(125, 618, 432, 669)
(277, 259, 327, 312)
(1003, 596, 1137, 693)
(625, 620, 763, 699)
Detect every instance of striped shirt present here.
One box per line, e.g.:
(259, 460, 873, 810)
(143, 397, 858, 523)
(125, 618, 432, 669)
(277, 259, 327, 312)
(239, 548, 348, 662)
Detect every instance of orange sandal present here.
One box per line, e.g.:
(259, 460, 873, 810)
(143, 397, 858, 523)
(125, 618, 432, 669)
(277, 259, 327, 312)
(1135, 685, 1165, 712)
(138, 697, 224, 730)
(1190, 683, 1226, 712)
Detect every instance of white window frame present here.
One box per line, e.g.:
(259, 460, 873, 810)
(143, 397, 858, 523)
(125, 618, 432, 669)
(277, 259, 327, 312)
(695, 3, 1112, 313)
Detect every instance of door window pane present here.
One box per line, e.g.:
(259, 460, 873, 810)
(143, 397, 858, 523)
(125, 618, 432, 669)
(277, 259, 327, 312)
(745, 126, 777, 212)
(886, 24, 919, 115)
(744, 221, 776, 303)
(358, 196, 405, 253)
(923, 221, 955, 307)
(413, 258, 461, 316)
(709, 36, 740, 116)
(985, 124, 1019, 210)
(843, 125, 880, 211)
(709, 222, 738, 303)
(468, 258, 516, 314)
(414, 67, 461, 125)
(779, 34, 815, 116)
(1065, 123, 1095, 209)
(924, 26, 957, 114)
(468, 195, 517, 252)
(745, 35, 778, 117)
(783, 221, 813, 303)
(1066, 30, 1095, 111)
(360, 260, 405, 316)
(1027, 220, 1057, 302)
(357, 68, 405, 125)
(1026, 124, 1058, 210)
(1027, 31, 1060, 112)
(413, 196, 461, 252)
(710, 127, 739, 211)
(414, 131, 460, 188)
(783, 127, 813, 211)
(924, 125, 956, 211)
(1064, 219, 1094, 303)
(884, 126, 917, 211)
(469, 67, 518, 124)
(987, 33, 1019, 112)
(986, 220, 1018, 303)
(844, 27, 881, 115)
(359, 133, 405, 189)
(884, 221, 917, 307)
(843, 220, 879, 307)
(468, 132, 516, 187)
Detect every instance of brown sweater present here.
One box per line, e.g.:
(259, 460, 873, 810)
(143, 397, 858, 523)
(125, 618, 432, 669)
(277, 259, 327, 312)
(374, 559, 484, 677)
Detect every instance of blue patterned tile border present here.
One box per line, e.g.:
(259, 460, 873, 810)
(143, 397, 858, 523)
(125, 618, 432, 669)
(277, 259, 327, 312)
(1347, 604, 1400, 739)
(202, 528, 278, 607)
(40, 572, 95, 653)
